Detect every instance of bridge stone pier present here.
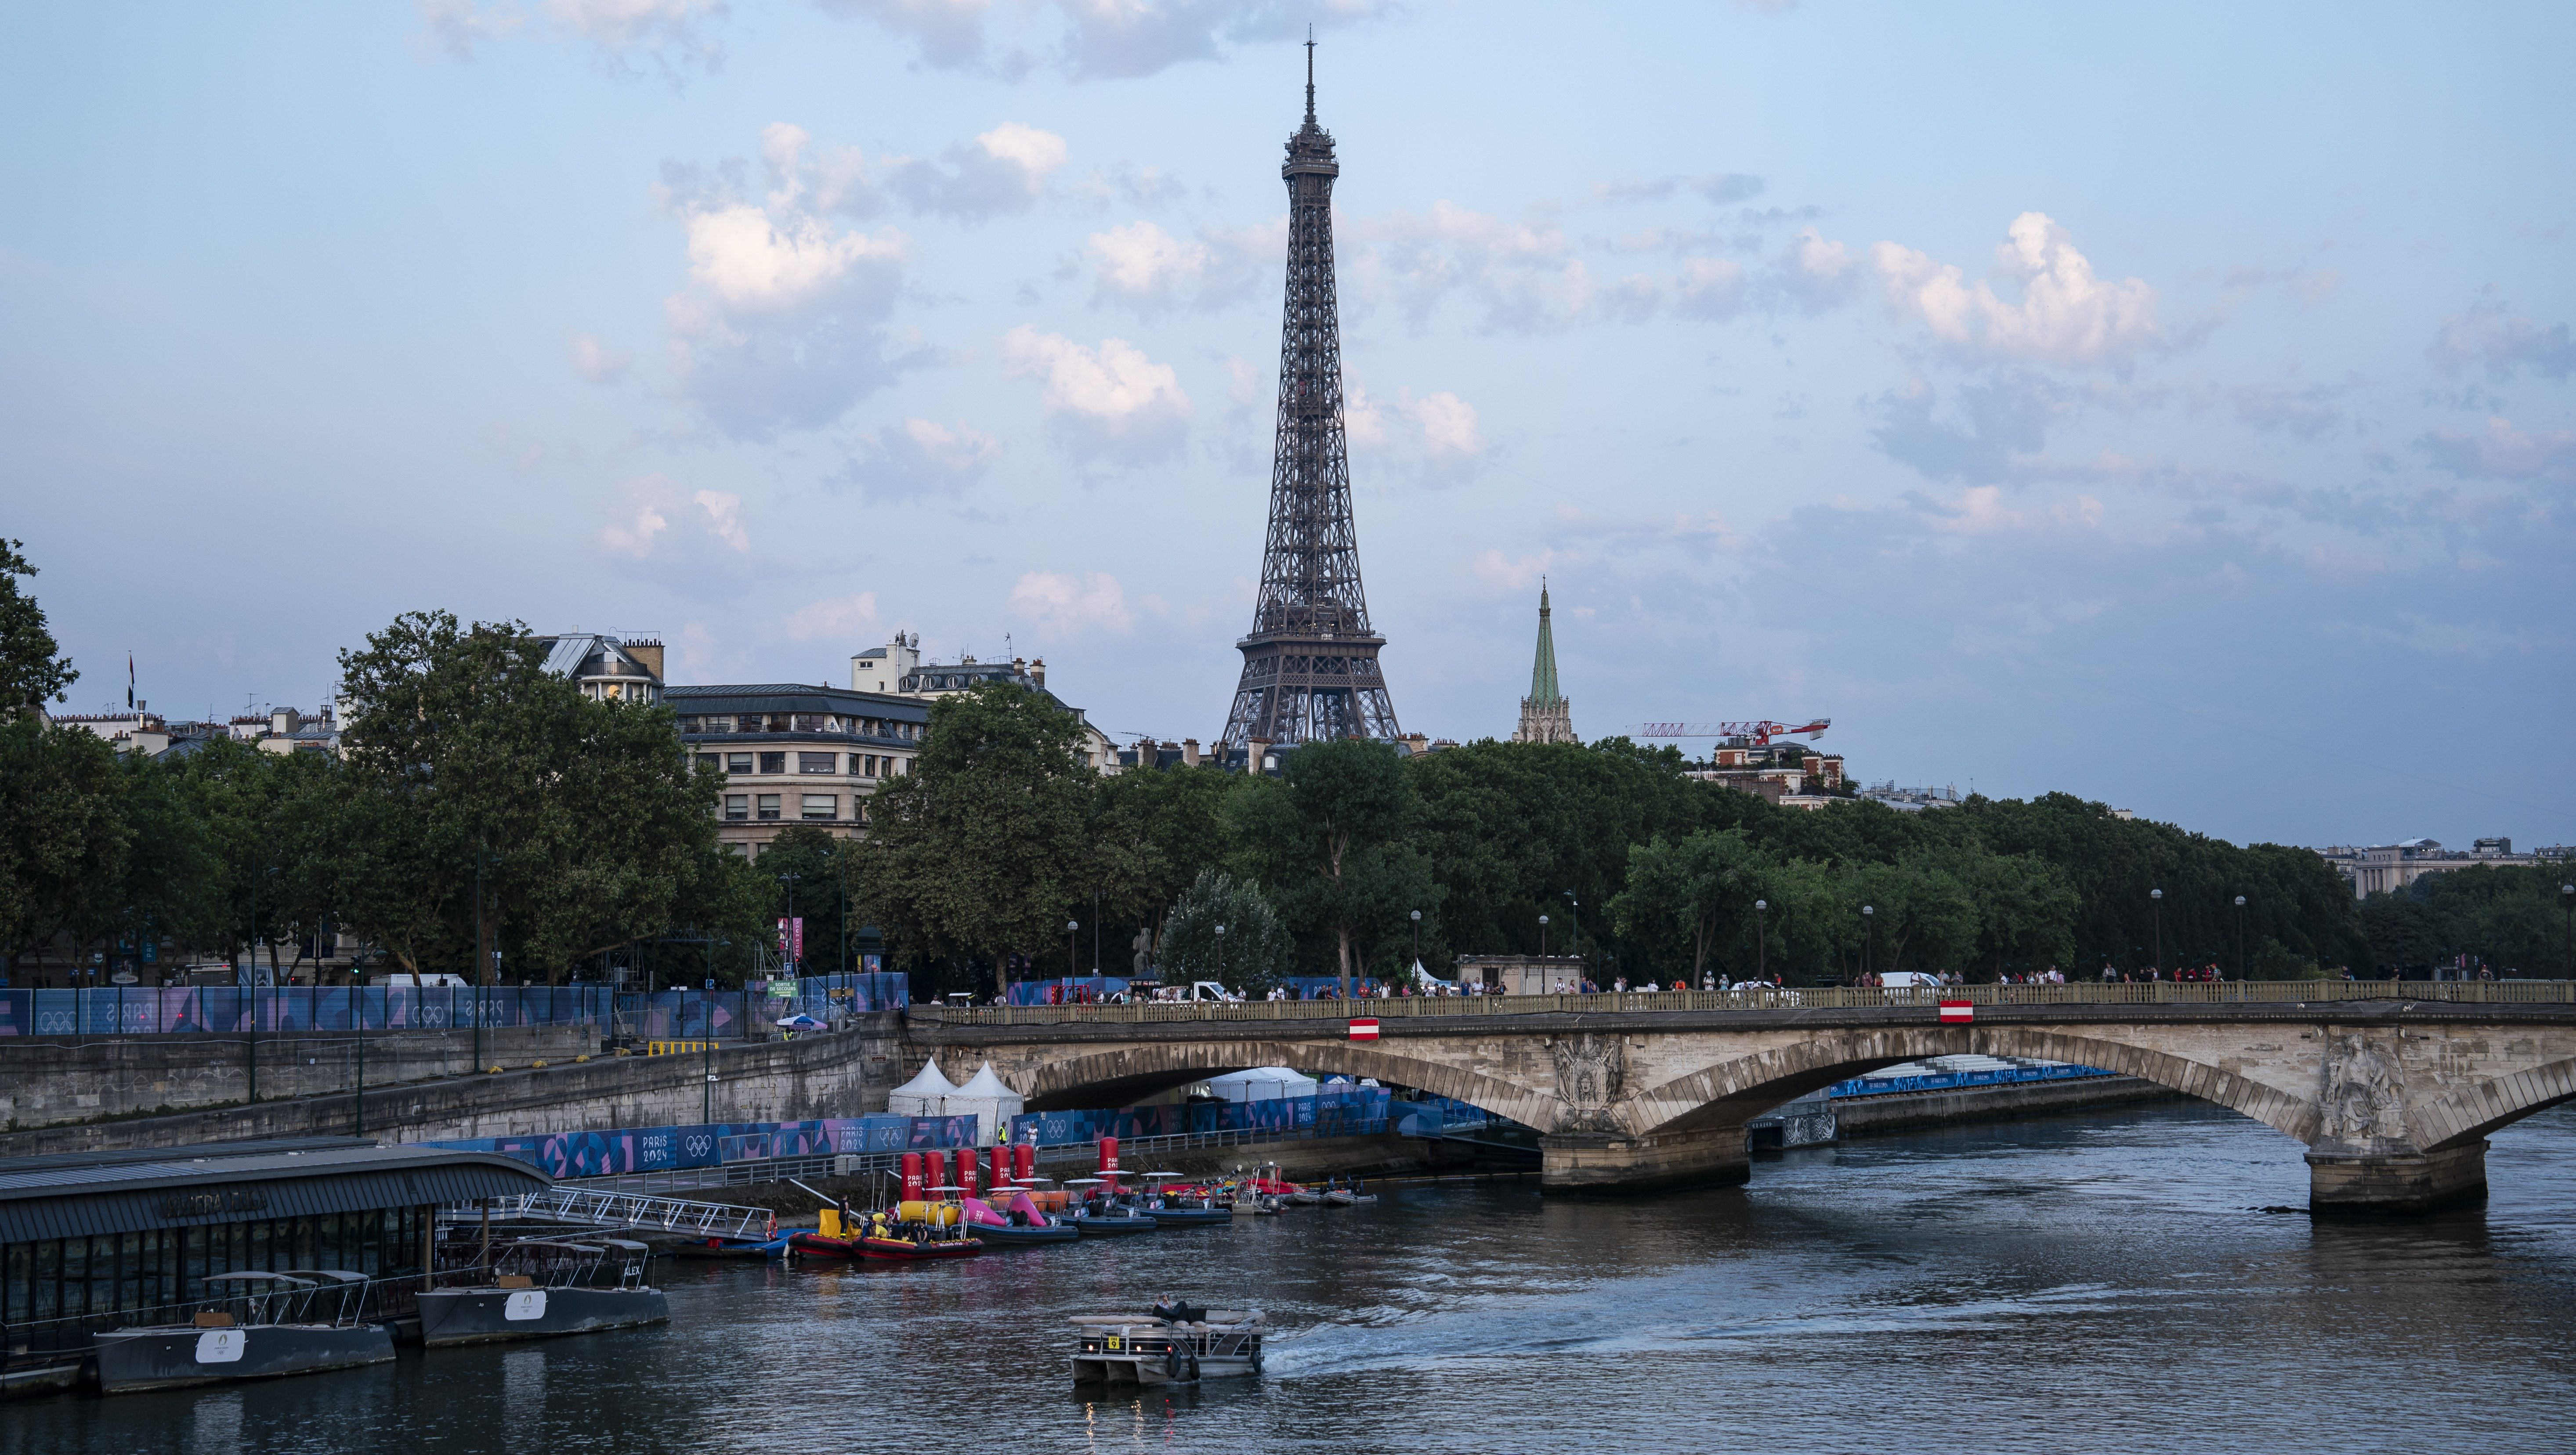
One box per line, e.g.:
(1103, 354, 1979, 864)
(905, 995, 2576, 1215)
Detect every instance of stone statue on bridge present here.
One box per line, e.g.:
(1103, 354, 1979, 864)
(2323, 1033, 2408, 1145)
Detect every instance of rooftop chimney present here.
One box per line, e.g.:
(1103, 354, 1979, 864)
(625, 639, 665, 682)
(1182, 737, 1200, 768)
(1029, 657, 1046, 688)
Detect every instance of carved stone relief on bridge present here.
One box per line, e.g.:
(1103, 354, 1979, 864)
(2319, 1032, 2410, 1148)
(1548, 1033, 1628, 1133)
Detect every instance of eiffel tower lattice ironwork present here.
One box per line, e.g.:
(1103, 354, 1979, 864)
(1219, 41, 1402, 752)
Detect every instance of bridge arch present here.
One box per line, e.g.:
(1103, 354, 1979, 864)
(935, 1041, 1556, 1132)
(1624, 1025, 2323, 1145)
(2407, 1054, 2576, 1151)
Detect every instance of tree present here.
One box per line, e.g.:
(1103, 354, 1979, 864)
(0, 539, 76, 711)
(1609, 828, 1766, 982)
(333, 610, 739, 982)
(1088, 762, 1242, 971)
(0, 715, 129, 981)
(856, 681, 1095, 997)
(1155, 868, 1295, 995)
(1229, 738, 1434, 995)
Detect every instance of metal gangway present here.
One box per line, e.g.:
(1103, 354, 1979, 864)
(450, 1188, 778, 1241)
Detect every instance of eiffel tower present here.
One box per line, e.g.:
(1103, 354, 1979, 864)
(1218, 41, 1402, 753)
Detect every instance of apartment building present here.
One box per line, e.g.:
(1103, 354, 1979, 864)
(668, 684, 930, 858)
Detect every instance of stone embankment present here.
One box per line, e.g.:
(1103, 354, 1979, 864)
(0, 1015, 909, 1159)
(0, 1025, 593, 1132)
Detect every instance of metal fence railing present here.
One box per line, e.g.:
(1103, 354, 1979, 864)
(0, 979, 909, 1038)
(913, 977, 2576, 1028)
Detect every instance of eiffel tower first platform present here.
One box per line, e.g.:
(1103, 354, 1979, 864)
(1216, 44, 1402, 754)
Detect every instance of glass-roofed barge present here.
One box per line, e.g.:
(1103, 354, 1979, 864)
(0, 1137, 548, 1398)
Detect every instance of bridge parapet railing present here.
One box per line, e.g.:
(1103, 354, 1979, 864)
(912, 978, 2576, 1027)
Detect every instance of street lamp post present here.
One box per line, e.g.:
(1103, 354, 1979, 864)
(1213, 924, 1226, 992)
(2150, 888, 2164, 974)
(1067, 920, 1079, 982)
(1861, 905, 1874, 981)
(1564, 892, 1580, 975)
(2562, 884, 2574, 980)
(1409, 909, 1422, 979)
(2234, 895, 2247, 982)
(1755, 899, 1768, 984)
(777, 873, 803, 977)
(1538, 914, 1550, 958)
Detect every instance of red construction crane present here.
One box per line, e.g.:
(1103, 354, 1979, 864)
(1630, 718, 1831, 747)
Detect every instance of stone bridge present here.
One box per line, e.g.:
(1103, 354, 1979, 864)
(905, 994, 2576, 1214)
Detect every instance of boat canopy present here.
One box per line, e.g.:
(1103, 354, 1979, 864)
(203, 1271, 316, 1288)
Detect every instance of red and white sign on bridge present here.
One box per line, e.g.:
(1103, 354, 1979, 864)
(1939, 1000, 1975, 1023)
(1347, 1018, 1381, 1041)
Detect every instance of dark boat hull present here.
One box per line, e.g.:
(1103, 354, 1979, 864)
(977, 1222, 1079, 1245)
(673, 1236, 785, 1260)
(93, 1324, 393, 1394)
(1140, 1207, 1233, 1226)
(1073, 1216, 1158, 1236)
(416, 1286, 669, 1347)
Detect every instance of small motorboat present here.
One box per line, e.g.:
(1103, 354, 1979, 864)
(1321, 1189, 1379, 1206)
(787, 1230, 863, 1259)
(1070, 1305, 1265, 1387)
(860, 1233, 984, 1260)
(417, 1238, 669, 1347)
(94, 1271, 393, 1395)
(975, 1188, 1079, 1245)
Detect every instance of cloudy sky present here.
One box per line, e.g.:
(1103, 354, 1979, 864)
(4, 2, 2569, 852)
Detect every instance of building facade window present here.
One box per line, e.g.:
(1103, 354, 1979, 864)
(758, 752, 786, 774)
(798, 752, 837, 774)
(861, 755, 877, 777)
(727, 752, 753, 774)
(800, 794, 837, 821)
(724, 795, 749, 821)
(697, 754, 720, 772)
(756, 794, 781, 821)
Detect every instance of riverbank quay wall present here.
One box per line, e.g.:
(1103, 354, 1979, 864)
(1830, 1074, 2183, 1136)
(0, 1016, 909, 1160)
(0, 1025, 596, 1131)
(905, 983, 2576, 1215)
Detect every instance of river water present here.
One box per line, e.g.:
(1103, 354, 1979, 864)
(13, 1102, 2576, 1455)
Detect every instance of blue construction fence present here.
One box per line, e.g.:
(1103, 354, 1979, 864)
(1008, 976, 1135, 1006)
(1826, 1062, 2112, 1098)
(0, 974, 907, 1038)
(423, 1112, 977, 1180)
(1009, 1086, 1393, 1146)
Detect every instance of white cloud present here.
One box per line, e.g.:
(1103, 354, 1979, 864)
(1870, 213, 2164, 372)
(760, 121, 882, 218)
(782, 591, 880, 642)
(593, 475, 752, 564)
(844, 417, 1004, 501)
(1346, 377, 1483, 482)
(657, 126, 915, 436)
(1085, 217, 1281, 314)
(416, 0, 724, 69)
(1008, 570, 1139, 633)
(887, 123, 1069, 221)
(2416, 416, 2576, 482)
(1348, 202, 1754, 332)
(820, 0, 1402, 81)
(998, 326, 1193, 459)
(1917, 484, 2107, 538)
(1773, 226, 1862, 313)
(567, 331, 631, 383)
(2428, 305, 2576, 382)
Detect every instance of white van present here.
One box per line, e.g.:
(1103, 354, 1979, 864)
(1152, 981, 1243, 1004)
(1878, 971, 1945, 991)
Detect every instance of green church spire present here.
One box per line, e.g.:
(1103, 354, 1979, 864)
(1527, 581, 1562, 708)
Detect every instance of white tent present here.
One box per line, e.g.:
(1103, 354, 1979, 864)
(886, 1057, 961, 1117)
(945, 1063, 1028, 1145)
(1206, 1066, 1320, 1103)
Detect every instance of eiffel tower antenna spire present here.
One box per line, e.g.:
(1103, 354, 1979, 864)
(1218, 46, 1401, 754)
(1304, 27, 1317, 123)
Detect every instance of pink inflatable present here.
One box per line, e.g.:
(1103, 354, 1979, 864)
(961, 1199, 1007, 1227)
